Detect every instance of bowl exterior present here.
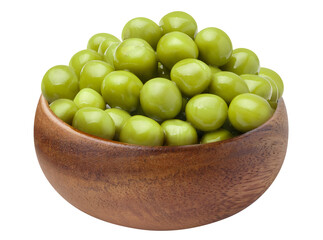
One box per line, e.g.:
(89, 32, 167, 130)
(34, 96, 288, 230)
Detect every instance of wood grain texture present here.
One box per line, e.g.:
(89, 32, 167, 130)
(34, 95, 288, 230)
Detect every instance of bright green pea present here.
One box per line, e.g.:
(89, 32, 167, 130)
(140, 78, 182, 121)
(157, 62, 170, 79)
(105, 108, 131, 140)
(79, 60, 114, 93)
(161, 119, 198, 146)
(240, 74, 272, 100)
(41, 65, 79, 103)
(159, 11, 198, 39)
(195, 27, 232, 67)
(72, 107, 115, 140)
(49, 99, 78, 125)
(261, 75, 279, 103)
(200, 128, 233, 144)
(186, 94, 228, 131)
(101, 71, 143, 112)
(119, 115, 164, 146)
(97, 37, 121, 55)
(170, 58, 211, 97)
(69, 49, 102, 78)
(209, 71, 249, 104)
(228, 93, 274, 133)
(103, 42, 119, 67)
(73, 88, 105, 110)
(259, 67, 284, 99)
(87, 33, 120, 52)
(156, 31, 198, 69)
(209, 66, 222, 75)
(122, 17, 162, 50)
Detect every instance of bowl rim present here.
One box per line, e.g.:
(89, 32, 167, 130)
(37, 94, 285, 150)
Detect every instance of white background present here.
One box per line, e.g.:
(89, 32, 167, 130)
(1, 0, 322, 239)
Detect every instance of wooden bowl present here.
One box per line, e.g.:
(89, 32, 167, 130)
(34, 95, 288, 230)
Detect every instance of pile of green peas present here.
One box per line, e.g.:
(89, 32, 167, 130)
(41, 11, 284, 146)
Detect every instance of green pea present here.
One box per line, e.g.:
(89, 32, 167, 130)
(103, 42, 119, 67)
(72, 107, 115, 140)
(228, 93, 274, 133)
(97, 37, 121, 55)
(156, 31, 198, 69)
(240, 74, 272, 100)
(119, 115, 164, 146)
(69, 49, 102, 78)
(79, 60, 114, 93)
(186, 94, 228, 131)
(140, 78, 182, 121)
(41, 65, 79, 103)
(259, 67, 284, 99)
(157, 62, 170, 79)
(195, 27, 232, 67)
(87, 33, 120, 52)
(122, 17, 162, 49)
(101, 71, 143, 112)
(159, 11, 198, 39)
(261, 75, 279, 103)
(200, 129, 233, 144)
(209, 71, 249, 104)
(161, 119, 198, 146)
(209, 66, 222, 75)
(74, 88, 105, 110)
(105, 108, 131, 140)
(49, 99, 78, 125)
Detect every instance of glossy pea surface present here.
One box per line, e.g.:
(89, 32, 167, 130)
(119, 115, 164, 146)
(222, 48, 260, 75)
(156, 31, 198, 69)
(240, 74, 272, 100)
(105, 108, 131, 140)
(209, 71, 249, 104)
(186, 94, 228, 131)
(41, 65, 79, 103)
(114, 38, 157, 82)
(49, 99, 78, 125)
(159, 11, 197, 39)
(97, 37, 121, 55)
(101, 71, 143, 112)
(79, 60, 114, 93)
(74, 88, 105, 110)
(87, 33, 120, 52)
(103, 42, 119, 67)
(140, 78, 182, 121)
(209, 66, 222, 75)
(69, 49, 102, 78)
(259, 67, 284, 99)
(161, 119, 198, 146)
(171, 58, 212, 97)
(195, 27, 232, 67)
(228, 93, 274, 133)
(157, 62, 170, 79)
(72, 107, 115, 140)
(122, 17, 162, 49)
(200, 128, 233, 144)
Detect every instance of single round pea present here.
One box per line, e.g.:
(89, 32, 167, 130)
(156, 31, 198, 69)
(49, 99, 78, 125)
(261, 74, 279, 103)
(221, 48, 260, 75)
(186, 94, 228, 131)
(140, 78, 182, 121)
(157, 62, 170, 79)
(97, 37, 121, 55)
(74, 88, 105, 110)
(105, 108, 131, 140)
(209, 66, 222, 75)
(240, 74, 272, 100)
(101, 71, 143, 112)
(228, 93, 274, 133)
(200, 128, 233, 144)
(159, 11, 197, 39)
(209, 71, 249, 104)
(122, 17, 162, 50)
(119, 115, 164, 146)
(41, 65, 79, 103)
(79, 60, 114, 93)
(103, 42, 119, 67)
(171, 58, 212, 97)
(87, 33, 120, 52)
(69, 49, 102, 78)
(72, 107, 115, 140)
(195, 27, 232, 67)
(161, 119, 198, 146)
(259, 67, 284, 99)
(114, 38, 157, 82)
